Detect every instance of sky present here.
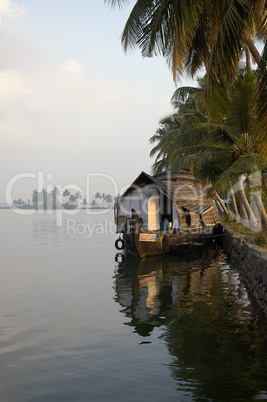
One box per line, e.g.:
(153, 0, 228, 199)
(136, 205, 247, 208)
(0, 0, 195, 203)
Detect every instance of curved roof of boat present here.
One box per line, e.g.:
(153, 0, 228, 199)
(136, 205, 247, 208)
(121, 170, 208, 202)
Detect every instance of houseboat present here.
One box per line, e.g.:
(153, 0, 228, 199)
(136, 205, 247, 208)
(114, 170, 223, 258)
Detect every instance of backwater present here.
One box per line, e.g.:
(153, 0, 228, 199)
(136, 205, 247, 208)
(1, 209, 267, 401)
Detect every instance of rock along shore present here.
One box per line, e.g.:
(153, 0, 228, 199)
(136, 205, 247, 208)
(218, 223, 267, 316)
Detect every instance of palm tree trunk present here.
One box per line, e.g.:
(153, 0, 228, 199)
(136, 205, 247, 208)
(252, 192, 267, 231)
(243, 37, 262, 66)
(237, 176, 258, 229)
(239, 199, 249, 222)
(229, 186, 240, 221)
(244, 45, 252, 72)
(215, 192, 228, 215)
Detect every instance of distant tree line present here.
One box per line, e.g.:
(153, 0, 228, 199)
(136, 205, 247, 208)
(12, 188, 114, 210)
(91, 193, 113, 208)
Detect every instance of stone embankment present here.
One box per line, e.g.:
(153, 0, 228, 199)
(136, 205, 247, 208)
(218, 223, 267, 315)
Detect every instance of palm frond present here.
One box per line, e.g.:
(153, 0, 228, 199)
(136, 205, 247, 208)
(171, 85, 202, 103)
(207, 0, 251, 83)
(104, 0, 129, 8)
(254, 39, 267, 155)
(227, 69, 256, 137)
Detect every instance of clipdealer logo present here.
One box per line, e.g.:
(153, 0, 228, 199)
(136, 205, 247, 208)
(5, 171, 125, 227)
(5, 170, 264, 233)
(66, 218, 116, 238)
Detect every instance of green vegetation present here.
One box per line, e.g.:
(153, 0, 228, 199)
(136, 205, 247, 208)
(221, 215, 267, 248)
(150, 69, 267, 232)
(12, 189, 114, 209)
(106, 0, 267, 234)
(91, 193, 113, 208)
(62, 189, 83, 209)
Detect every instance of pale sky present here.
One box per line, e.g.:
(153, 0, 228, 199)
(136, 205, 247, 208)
(0, 0, 195, 203)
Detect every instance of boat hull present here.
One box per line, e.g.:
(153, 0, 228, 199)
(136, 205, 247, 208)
(123, 227, 215, 258)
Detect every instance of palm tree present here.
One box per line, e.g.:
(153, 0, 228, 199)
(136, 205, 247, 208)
(32, 189, 39, 210)
(50, 186, 60, 210)
(105, 194, 113, 206)
(40, 189, 48, 210)
(150, 116, 181, 173)
(254, 41, 267, 154)
(150, 70, 267, 230)
(74, 191, 83, 206)
(91, 199, 98, 208)
(105, 0, 266, 139)
(69, 194, 77, 205)
(62, 189, 71, 204)
(95, 192, 102, 206)
(102, 193, 106, 207)
(105, 0, 265, 81)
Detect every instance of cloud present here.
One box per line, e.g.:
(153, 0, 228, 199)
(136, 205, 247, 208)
(0, 0, 26, 23)
(0, 55, 172, 158)
(63, 60, 84, 77)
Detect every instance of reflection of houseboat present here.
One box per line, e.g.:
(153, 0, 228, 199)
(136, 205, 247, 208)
(113, 247, 220, 336)
(114, 170, 222, 258)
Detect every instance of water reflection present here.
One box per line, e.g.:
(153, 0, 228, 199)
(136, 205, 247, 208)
(113, 246, 267, 400)
(114, 246, 219, 336)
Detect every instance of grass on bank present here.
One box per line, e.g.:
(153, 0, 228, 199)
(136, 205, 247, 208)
(221, 215, 267, 248)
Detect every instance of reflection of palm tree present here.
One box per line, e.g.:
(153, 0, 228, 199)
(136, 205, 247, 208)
(114, 247, 267, 400)
(113, 251, 217, 336)
(165, 261, 267, 401)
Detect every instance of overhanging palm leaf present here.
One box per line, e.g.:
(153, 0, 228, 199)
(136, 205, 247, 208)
(104, 0, 128, 8)
(254, 39, 267, 154)
(149, 68, 267, 227)
(214, 153, 267, 194)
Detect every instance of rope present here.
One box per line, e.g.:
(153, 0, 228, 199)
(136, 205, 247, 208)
(178, 229, 231, 238)
(199, 232, 232, 238)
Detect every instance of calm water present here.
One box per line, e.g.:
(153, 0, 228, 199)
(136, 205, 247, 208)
(1, 209, 267, 401)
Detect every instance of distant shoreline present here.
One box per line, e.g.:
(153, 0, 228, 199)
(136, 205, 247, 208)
(0, 206, 113, 210)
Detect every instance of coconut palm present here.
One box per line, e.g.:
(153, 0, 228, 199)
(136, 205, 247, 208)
(40, 189, 48, 210)
(150, 70, 267, 229)
(105, 0, 265, 82)
(254, 41, 267, 154)
(150, 114, 183, 173)
(32, 189, 39, 210)
(74, 191, 83, 206)
(105, 194, 113, 206)
(105, 0, 266, 141)
(50, 186, 60, 210)
(91, 199, 98, 208)
(62, 189, 71, 204)
(69, 194, 77, 205)
(95, 192, 102, 206)
(101, 193, 106, 207)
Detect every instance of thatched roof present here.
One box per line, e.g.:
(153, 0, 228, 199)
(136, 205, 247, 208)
(121, 170, 208, 203)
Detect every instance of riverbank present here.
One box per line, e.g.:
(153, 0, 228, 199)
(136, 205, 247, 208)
(218, 223, 267, 316)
